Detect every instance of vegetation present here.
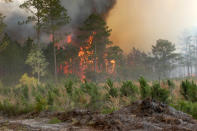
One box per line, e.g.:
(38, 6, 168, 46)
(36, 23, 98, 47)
(1, 0, 197, 122)
(151, 82, 170, 103)
(152, 39, 178, 81)
(48, 117, 62, 124)
(139, 77, 151, 99)
(180, 80, 197, 102)
(26, 47, 48, 84)
(0, 77, 185, 116)
(120, 80, 138, 98)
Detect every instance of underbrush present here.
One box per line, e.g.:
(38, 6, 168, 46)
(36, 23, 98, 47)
(171, 100, 197, 119)
(0, 77, 197, 120)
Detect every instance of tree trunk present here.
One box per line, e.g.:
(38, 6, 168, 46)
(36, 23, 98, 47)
(37, 16, 41, 48)
(94, 44, 97, 82)
(38, 72, 40, 85)
(52, 31, 58, 83)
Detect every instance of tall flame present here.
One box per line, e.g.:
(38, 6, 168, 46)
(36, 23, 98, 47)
(67, 35, 72, 44)
(52, 31, 116, 81)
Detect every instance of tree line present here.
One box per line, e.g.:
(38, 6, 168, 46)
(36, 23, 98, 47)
(0, 0, 181, 85)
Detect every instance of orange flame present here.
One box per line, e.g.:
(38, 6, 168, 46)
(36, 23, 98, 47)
(55, 31, 116, 81)
(67, 35, 72, 44)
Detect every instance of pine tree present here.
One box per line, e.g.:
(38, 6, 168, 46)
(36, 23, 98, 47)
(20, 0, 46, 47)
(42, 0, 70, 82)
(79, 14, 112, 81)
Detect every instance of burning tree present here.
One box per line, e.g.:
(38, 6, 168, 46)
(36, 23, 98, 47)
(105, 46, 124, 74)
(78, 13, 112, 81)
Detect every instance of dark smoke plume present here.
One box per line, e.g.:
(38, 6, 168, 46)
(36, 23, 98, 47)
(61, 0, 116, 27)
(1, 0, 117, 42)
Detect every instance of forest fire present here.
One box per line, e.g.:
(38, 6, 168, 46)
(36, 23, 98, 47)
(66, 35, 72, 44)
(50, 31, 116, 81)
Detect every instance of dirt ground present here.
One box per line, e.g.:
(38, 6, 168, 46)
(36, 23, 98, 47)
(1, 99, 197, 131)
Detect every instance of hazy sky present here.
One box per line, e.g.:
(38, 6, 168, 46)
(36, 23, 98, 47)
(107, 0, 197, 53)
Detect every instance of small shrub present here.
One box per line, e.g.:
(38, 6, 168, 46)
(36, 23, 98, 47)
(139, 77, 151, 99)
(101, 107, 116, 114)
(22, 85, 29, 100)
(120, 81, 138, 97)
(47, 91, 54, 106)
(167, 80, 175, 89)
(0, 102, 21, 116)
(106, 79, 114, 89)
(172, 100, 197, 119)
(65, 80, 73, 96)
(37, 85, 45, 95)
(81, 82, 103, 110)
(109, 88, 118, 98)
(151, 83, 170, 103)
(35, 95, 47, 112)
(180, 80, 197, 102)
(18, 73, 37, 87)
(106, 79, 118, 98)
(71, 88, 84, 104)
(52, 88, 60, 96)
(48, 117, 62, 124)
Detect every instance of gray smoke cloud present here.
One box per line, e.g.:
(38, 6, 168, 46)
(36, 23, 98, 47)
(62, 0, 116, 27)
(0, 0, 117, 42)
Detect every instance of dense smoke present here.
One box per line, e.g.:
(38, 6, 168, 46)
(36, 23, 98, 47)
(107, 0, 197, 52)
(0, 0, 117, 42)
(62, 0, 116, 27)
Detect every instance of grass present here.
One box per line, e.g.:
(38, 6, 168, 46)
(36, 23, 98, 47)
(48, 117, 62, 124)
(0, 76, 197, 120)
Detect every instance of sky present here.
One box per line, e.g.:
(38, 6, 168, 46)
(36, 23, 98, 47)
(107, 0, 197, 53)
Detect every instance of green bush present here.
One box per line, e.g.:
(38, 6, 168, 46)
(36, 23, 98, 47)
(180, 80, 197, 102)
(106, 79, 114, 89)
(71, 88, 84, 104)
(109, 87, 118, 98)
(37, 85, 45, 95)
(35, 95, 47, 112)
(81, 81, 99, 96)
(48, 117, 62, 124)
(47, 91, 54, 106)
(22, 85, 29, 100)
(52, 88, 60, 96)
(120, 81, 138, 97)
(81, 82, 103, 110)
(0, 99, 35, 116)
(151, 83, 170, 103)
(65, 80, 73, 96)
(139, 77, 151, 99)
(167, 80, 175, 89)
(106, 79, 118, 98)
(172, 100, 197, 119)
(101, 107, 117, 114)
(0, 100, 19, 116)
